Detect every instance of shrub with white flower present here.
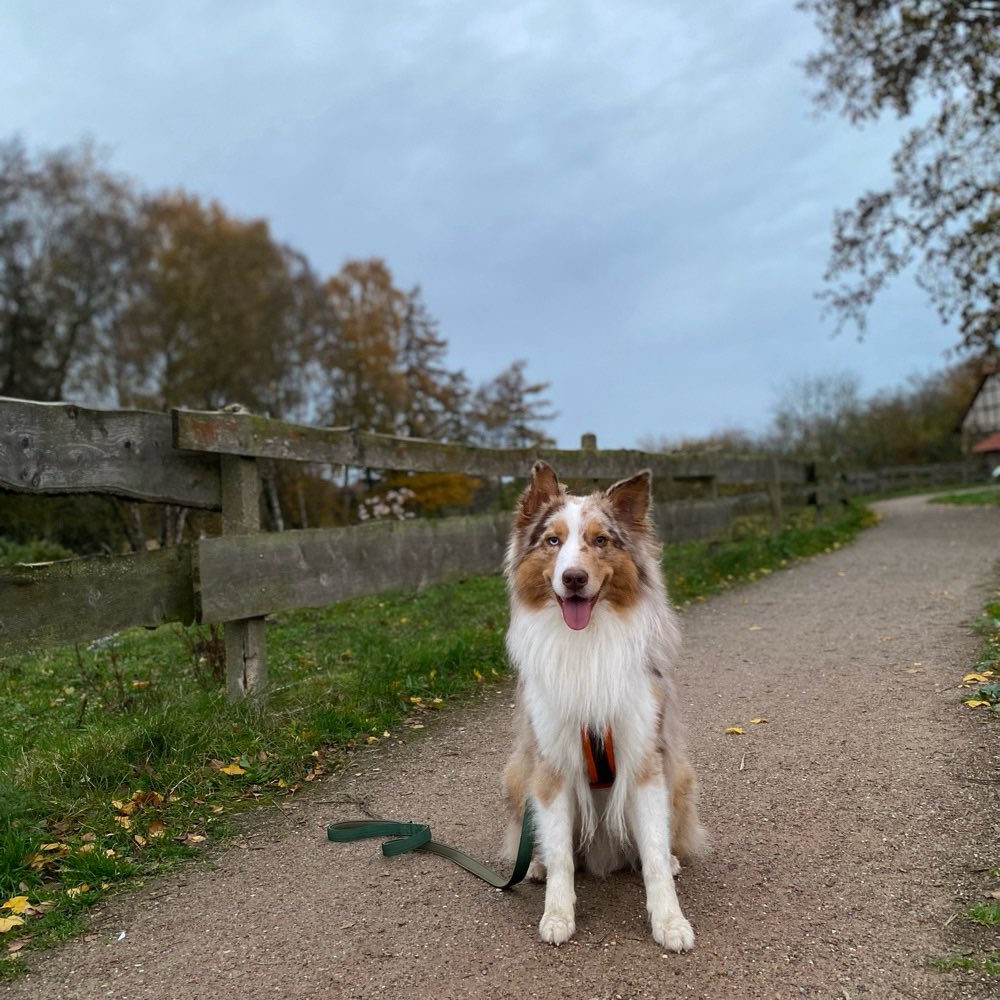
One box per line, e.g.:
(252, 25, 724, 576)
(357, 487, 417, 522)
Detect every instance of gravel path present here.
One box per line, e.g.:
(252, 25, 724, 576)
(5, 494, 999, 999)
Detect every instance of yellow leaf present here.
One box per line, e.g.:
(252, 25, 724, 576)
(724, 726, 745, 736)
(220, 761, 246, 776)
(961, 673, 990, 686)
(114, 815, 132, 830)
(748, 625, 762, 632)
(1, 897, 29, 914)
(963, 699, 991, 708)
(133, 834, 147, 848)
(750, 717, 768, 725)
(147, 820, 166, 839)
(0, 915, 24, 934)
(65, 884, 89, 898)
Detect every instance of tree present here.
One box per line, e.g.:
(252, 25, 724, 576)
(468, 360, 556, 449)
(0, 136, 143, 401)
(110, 192, 324, 416)
(316, 258, 469, 438)
(800, 1, 1000, 359)
(767, 370, 863, 462)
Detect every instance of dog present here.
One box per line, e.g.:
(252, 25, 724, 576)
(501, 460, 705, 950)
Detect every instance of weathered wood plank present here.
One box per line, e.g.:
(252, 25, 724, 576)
(173, 409, 808, 485)
(220, 453, 267, 701)
(196, 513, 512, 623)
(0, 546, 196, 655)
(1, 398, 221, 508)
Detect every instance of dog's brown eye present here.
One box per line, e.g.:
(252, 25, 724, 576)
(593, 534, 608, 547)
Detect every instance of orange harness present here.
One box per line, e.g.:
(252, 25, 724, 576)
(581, 725, 617, 789)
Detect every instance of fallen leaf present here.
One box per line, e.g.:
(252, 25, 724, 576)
(1, 897, 29, 914)
(132, 790, 165, 808)
(133, 834, 147, 848)
(0, 916, 24, 934)
(220, 760, 246, 776)
(963, 699, 991, 708)
(750, 717, 768, 725)
(147, 820, 166, 839)
(724, 726, 745, 736)
(748, 625, 762, 632)
(6, 939, 28, 953)
(960, 672, 991, 686)
(65, 885, 90, 899)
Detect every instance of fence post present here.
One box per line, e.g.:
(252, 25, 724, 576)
(220, 454, 267, 701)
(767, 456, 783, 533)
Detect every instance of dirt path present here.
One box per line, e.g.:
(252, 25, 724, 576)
(5, 494, 999, 999)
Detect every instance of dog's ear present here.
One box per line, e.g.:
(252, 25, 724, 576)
(517, 461, 562, 526)
(606, 470, 652, 532)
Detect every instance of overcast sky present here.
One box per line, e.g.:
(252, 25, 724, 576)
(3, 1, 955, 449)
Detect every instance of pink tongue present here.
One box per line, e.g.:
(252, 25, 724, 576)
(561, 597, 593, 630)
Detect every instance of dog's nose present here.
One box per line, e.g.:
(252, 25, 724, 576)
(562, 568, 589, 593)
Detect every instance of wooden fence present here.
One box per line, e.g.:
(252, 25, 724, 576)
(0, 397, 835, 699)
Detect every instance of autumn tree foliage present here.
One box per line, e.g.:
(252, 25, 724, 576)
(468, 359, 556, 449)
(316, 258, 469, 439)
(0, 137, 143, 402)
(0, 137, 557, 536)
(113, 192, 326, 416)
(800, 0, 1000, 359)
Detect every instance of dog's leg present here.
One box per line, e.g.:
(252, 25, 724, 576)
(534, 785, 577, 944)
(628, 781, 694, 952)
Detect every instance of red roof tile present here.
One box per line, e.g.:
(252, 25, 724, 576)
(972, 431, 1000, 453)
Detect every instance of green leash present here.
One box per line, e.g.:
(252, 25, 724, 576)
(326, 799, 535, 890)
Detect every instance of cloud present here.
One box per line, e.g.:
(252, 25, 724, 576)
(0, 0, 954, 448)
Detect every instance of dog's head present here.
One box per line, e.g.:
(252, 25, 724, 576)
(505, 460, 656, 630)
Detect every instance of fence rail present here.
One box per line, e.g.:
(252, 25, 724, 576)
(2, 397, 979, 699)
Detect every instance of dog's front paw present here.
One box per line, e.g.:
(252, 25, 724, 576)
(652, 913, 694, 952)
(539, 908, 575, 945)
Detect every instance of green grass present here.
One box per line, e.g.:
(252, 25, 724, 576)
(931, 954, 1000, 977)
(931, 486, 1000, 506)
(961, 598, 1000, 715)
(0, 501, 872, 968)
(967, 901, 1000, 927)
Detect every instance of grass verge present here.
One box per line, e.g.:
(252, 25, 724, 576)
(930, 485, 1000, 506)
(0, 501, 873, 973)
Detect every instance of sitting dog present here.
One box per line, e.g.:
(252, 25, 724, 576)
(502, 461, 705, 949)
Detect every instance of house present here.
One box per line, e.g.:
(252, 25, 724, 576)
(960, 367, 1000, 476)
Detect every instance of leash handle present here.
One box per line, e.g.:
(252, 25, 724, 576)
(326, 800, 535, 890)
